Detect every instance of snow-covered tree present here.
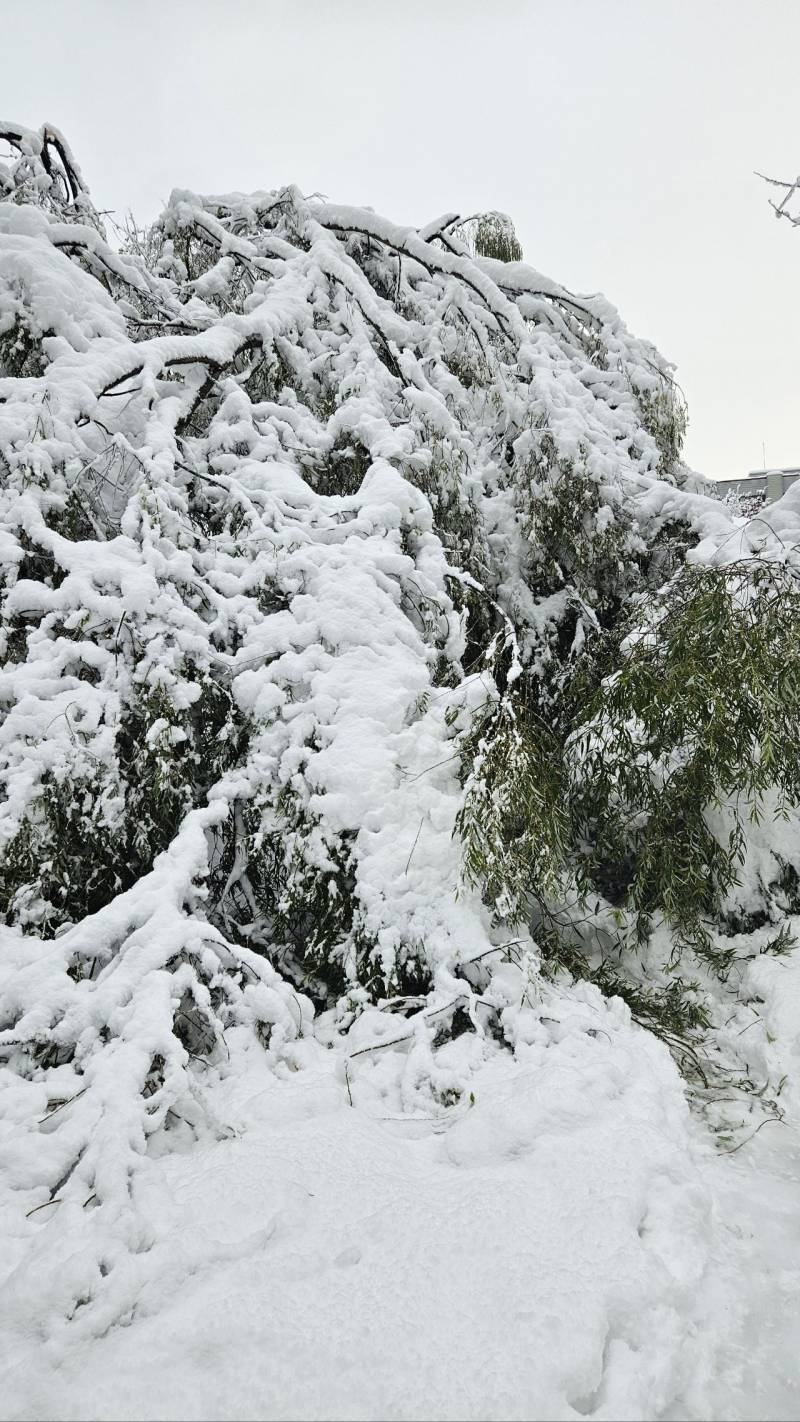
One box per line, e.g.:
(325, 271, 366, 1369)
(3, 122, 800, 1312)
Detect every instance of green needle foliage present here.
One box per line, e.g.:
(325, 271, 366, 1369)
(457, 683, 567, 926)
(471, 212, 524, 263)
(457, 557, 800, 1044)
(571, 560, 800, 947)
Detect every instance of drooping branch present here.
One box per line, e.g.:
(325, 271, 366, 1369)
(756, 169, 800, 226)
(0, 120, 92, 214)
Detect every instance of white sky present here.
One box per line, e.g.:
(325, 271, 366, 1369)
(3, 0, 799, 478)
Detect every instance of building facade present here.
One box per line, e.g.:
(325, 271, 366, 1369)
(712, 467, 800, 504)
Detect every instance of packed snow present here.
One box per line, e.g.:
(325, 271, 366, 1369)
(3, 949, 800, 1419)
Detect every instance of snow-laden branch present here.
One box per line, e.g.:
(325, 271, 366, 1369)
(757, 168, 800, 226)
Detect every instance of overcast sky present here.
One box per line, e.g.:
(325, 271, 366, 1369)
(3, 0, 799, 478)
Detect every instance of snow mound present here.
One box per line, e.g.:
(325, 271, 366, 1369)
(2, 995, 712, 1422)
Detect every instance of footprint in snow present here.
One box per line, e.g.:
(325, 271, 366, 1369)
(334, 1246, 362, 1267)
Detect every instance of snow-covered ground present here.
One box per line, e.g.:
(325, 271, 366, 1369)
(2, 953, 799, 1421)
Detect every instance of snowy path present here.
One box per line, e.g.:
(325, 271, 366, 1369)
(2, 975, 800, 1422)
(681, 1129, 800, 1421)
(676, 947, 800, 1421)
